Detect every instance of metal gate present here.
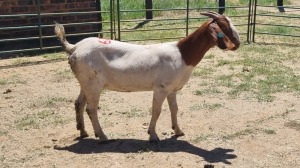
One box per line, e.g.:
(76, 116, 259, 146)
(249, 0, 300, 42)
(114, 0, 251, 42)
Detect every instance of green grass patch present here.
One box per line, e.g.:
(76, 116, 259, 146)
(194, 87, 222, 96)
(222, 128, 277, 140)
(43, 52, 66, 60)
(15, 115, 39, 130)
(217, 59, 233, 67)
(216, 74, 235, 88)
(192, 134, 213, 143)
(30, 96, 72, 109)
(189, 102, 223, 111)
(119, 107, 146, 118)
(44, 97, 72, 107)
(284, 120, 300, 131)
(52, 69, 74, 82)
(0, 78, 8, 85)
(206, 43, 300, 102)
(102, 0, 219, 20)
(0, 155, 5, 162)
(192, 67, 215, 77)
(0, 75, 27, 86)
(256, 25, 292, 35)
(255, 0, 292, 6)
(0, 130, 8, 136)
(15, 110, 67, 130)
(222, 128, 255, 140)
(262, 129, 276, 135)
(11, 58, 34, 66)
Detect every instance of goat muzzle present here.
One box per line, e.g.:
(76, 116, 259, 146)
(231, 38, 240, 51)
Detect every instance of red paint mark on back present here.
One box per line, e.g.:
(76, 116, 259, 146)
(98, 38, 111, 45)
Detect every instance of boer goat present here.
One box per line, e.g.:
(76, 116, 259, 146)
(54, 11, 240, 142)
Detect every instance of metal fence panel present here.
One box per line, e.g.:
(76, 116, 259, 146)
(115, 0, 250, 43)
(251, 0, 300, 42)
(0, 0, 299, 57)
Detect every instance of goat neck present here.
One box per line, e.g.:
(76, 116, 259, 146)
(177, 20, 215, 67)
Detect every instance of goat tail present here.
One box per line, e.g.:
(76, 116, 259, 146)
(54, 22, 75, 54)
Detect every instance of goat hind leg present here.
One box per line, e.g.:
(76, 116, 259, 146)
(75, 90, 88, 138)
(167, 92, 184, 137)
(85, 87, 108, 142)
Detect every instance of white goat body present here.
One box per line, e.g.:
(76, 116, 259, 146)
(55, 11, 240, 142)
(72, 38, 193, 92)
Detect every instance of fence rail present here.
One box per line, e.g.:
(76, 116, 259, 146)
(250, 0, 300, 42)
(0, 0, 299, 57)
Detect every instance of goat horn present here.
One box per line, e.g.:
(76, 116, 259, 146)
(200, 11, 220, 19)
(208, 11, 220, 15)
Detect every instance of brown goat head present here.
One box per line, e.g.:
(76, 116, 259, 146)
(201, 11, 240, 51)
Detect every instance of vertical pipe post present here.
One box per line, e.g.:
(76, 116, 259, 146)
(186, 0, 189, 36)
(145, 0, 153, 20)
(219, 0, 225, 14)
(37, 0, 43, 50)
(252, 0, 258, 42)
(117, 0, 121, 40)
(113, 0, 116, 39)
(96, 0, 103, 38)
(110, 0, 114, 39)
(247, 0, 252, 43)
(277, 0, 285, 12)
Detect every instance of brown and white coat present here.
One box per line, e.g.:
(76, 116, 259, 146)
(54, 11, 240, 142)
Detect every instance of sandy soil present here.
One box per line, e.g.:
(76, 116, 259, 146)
(1, 1, 300, 166)
(0, 43, 299, 168)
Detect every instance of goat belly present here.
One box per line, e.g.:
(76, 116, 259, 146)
(102, 65, 194, 92)
(103, 72, 156, 92)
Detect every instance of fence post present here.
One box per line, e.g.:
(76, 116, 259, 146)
(252, 0, 258, 42)
(110, 0, 114, 39)
(117, 0, 121, 40)
(96, 0, 103, 38)
(145, 0, 153, 19)
(247, 0, 252, 43)
(277, 0, 285, 12)
(219, 0, 225, 14)
(37, 0, 43, 50)
(186, 0, 189, 36)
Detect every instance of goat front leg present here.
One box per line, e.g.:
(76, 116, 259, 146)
(148, 90, 168, 142)
(167, 92, 184, 137)
(75, 90, 88, 138)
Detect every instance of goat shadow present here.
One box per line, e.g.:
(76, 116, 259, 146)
(54, 136, 237, 164)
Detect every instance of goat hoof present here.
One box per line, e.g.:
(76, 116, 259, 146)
(80, 131, 89, 138)
(175, 132, 185, 137)
(149, 137, 160, 143)
(80, 133, 89, 138)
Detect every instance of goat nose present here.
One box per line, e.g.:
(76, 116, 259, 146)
(232, 39, 240, 50)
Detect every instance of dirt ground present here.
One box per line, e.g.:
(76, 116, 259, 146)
(1, 2, 300, 166)
(0, 41, 299, 168)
